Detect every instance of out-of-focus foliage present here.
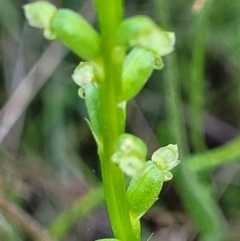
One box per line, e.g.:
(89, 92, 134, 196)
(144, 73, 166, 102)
(0, 0, 240, 240)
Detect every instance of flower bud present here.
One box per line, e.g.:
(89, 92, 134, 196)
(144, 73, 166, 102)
(111, 134, 147, 176)
(23, 1, 57, 39)
(152, 144, 180, 171)
(116, 15, 175, 57)
(122, 48, 155, 101)
(72, 61, 94, 94)
(50, 9, 100, 60)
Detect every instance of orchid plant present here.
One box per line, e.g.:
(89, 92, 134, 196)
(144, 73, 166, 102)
(23, 1, 179, 240)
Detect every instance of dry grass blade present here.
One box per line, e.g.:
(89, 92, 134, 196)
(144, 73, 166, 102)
(0, 41, 68, 144)
(0, 0, 95, 145)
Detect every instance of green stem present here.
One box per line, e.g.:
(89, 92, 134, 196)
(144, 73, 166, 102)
(93, 1, 137, 240)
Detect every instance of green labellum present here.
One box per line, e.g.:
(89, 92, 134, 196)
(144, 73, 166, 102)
(51, 9, 100, 60)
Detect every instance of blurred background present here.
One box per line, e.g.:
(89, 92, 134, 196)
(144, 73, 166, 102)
(0, 0, 240, 240)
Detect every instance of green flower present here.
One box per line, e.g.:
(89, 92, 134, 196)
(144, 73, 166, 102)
(111, 134, 147, 176)
(71, 62, 94, 98)
(72, 62, 94, 87)
(116, 15, 175, 59)
(151, 144, 180, 181)
(23, 1, 57, 39)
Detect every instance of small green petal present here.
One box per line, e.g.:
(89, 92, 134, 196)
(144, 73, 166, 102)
(111, 134, 147, 176)
(115, 134, 147, 158)
(72, 62, 94, 87)
(119, 156, 145, 176)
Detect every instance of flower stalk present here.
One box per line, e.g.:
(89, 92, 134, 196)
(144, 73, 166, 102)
(23, 1, 177, 240)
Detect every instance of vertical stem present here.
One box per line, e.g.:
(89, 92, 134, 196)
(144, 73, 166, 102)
(93, 1, 138, 240)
